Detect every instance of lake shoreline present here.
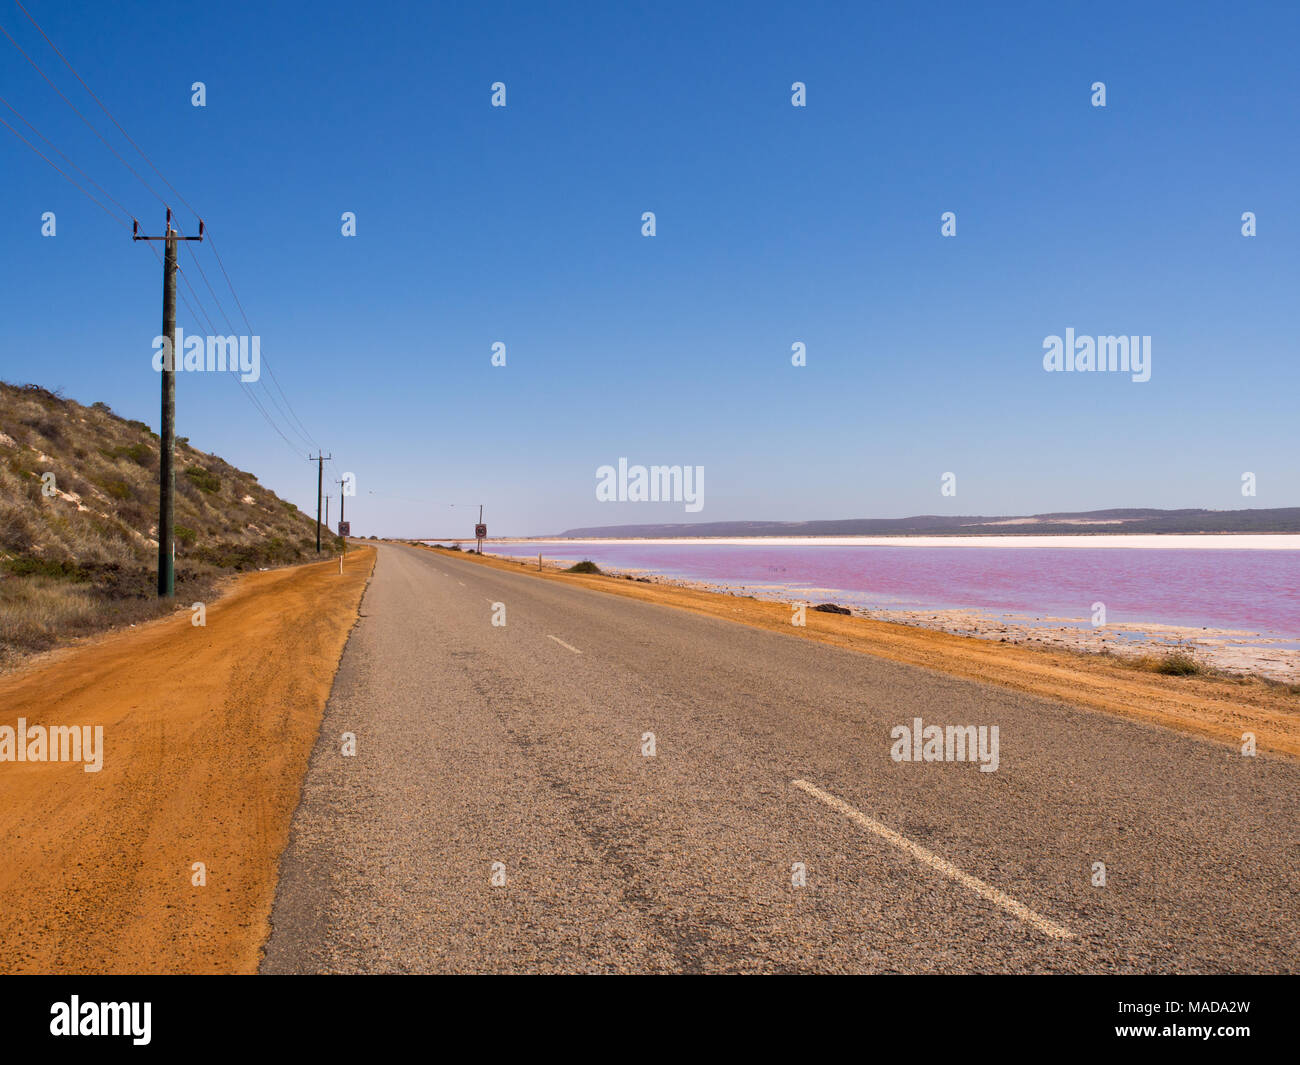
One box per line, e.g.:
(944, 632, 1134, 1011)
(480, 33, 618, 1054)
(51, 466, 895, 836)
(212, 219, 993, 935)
(482, 546, 1300, 682)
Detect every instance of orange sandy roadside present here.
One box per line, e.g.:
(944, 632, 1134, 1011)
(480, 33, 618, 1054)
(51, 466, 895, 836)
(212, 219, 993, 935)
(0, 546, 375, 974)
(419, 544, 1300, 760)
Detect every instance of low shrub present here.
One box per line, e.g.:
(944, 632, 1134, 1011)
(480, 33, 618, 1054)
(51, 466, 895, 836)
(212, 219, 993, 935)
(184, 465, 220, 494)
(2, 556, 88, 581)
(1155, 651, 1203, 676)
(96, 477, 132, 501)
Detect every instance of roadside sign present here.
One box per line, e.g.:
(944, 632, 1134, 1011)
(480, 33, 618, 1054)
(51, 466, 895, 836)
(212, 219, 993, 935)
(338, 521, 351, 536)
(475, 523, 487, 539)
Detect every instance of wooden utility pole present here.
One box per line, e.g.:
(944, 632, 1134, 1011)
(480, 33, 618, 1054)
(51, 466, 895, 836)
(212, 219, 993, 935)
(134, 208, 203, 597)
(310, 453, 331, 552)
(335, 477, 347, 532)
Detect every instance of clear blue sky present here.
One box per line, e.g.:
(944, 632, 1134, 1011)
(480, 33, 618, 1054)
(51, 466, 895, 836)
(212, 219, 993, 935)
(1, 0, 1296, 536)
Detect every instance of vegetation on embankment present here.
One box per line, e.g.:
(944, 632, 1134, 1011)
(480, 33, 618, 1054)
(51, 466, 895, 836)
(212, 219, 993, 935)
(0, 381, 344, 666)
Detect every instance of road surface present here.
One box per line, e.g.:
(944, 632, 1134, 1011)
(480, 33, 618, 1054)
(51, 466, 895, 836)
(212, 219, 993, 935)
(261, 544, 1299, 973)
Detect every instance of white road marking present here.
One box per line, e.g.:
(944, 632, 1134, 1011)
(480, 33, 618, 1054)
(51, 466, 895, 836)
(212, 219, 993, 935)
(547, 635, 583, 654)
(792, 779, 1075, 941)
(458, 581, 465, 586)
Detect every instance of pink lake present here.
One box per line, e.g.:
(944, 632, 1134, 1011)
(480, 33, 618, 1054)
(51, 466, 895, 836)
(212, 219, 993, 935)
(487, 542, 1300, 636)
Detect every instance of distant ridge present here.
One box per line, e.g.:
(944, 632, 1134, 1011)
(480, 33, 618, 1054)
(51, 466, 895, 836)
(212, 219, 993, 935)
(558, 508, 1300, 538)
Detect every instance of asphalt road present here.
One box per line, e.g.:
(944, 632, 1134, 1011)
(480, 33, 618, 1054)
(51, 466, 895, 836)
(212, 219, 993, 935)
(260, 543, 1300, 973)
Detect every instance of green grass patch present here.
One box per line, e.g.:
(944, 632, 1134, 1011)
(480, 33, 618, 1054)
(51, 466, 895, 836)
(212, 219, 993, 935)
(3, 556, 87, 581)
(100, 442, 153, 465)
(184, 465, 221, 494)
(95, 476, 132, 501)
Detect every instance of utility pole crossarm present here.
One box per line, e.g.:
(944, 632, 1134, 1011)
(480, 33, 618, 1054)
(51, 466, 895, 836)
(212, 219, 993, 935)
(133, 207, 204, 242)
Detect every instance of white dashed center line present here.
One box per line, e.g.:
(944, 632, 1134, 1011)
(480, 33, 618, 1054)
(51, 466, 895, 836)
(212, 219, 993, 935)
(792, 779, 1075, 941)
(547, 635, 582, 654)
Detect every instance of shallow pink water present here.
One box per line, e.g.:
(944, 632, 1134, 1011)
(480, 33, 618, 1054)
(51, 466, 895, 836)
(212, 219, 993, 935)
(496, 543, 1300, 635)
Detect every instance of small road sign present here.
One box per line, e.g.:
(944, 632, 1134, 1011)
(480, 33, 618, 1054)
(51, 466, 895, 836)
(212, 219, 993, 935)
(338, 521, 351, 536)
(475, 523, 487, 539)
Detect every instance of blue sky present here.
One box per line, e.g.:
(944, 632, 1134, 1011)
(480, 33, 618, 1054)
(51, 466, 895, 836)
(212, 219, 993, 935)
(1, 0, 1296, 536)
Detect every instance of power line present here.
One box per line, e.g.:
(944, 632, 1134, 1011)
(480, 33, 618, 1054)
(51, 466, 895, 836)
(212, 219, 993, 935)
(0, 14, 169, 209)
(177, 238, 318, 451)
(0, 109, 129, 229)
(15, 0, 201, 219)
(146, 240, 308, 461)
(10, 0, 325, 458)
(205, 230, 322, 451)
(0, 91, 134, 223)
(6, 4, 326, 464)
(179, 239, 318, 452)
(163, 240, 317, 463)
